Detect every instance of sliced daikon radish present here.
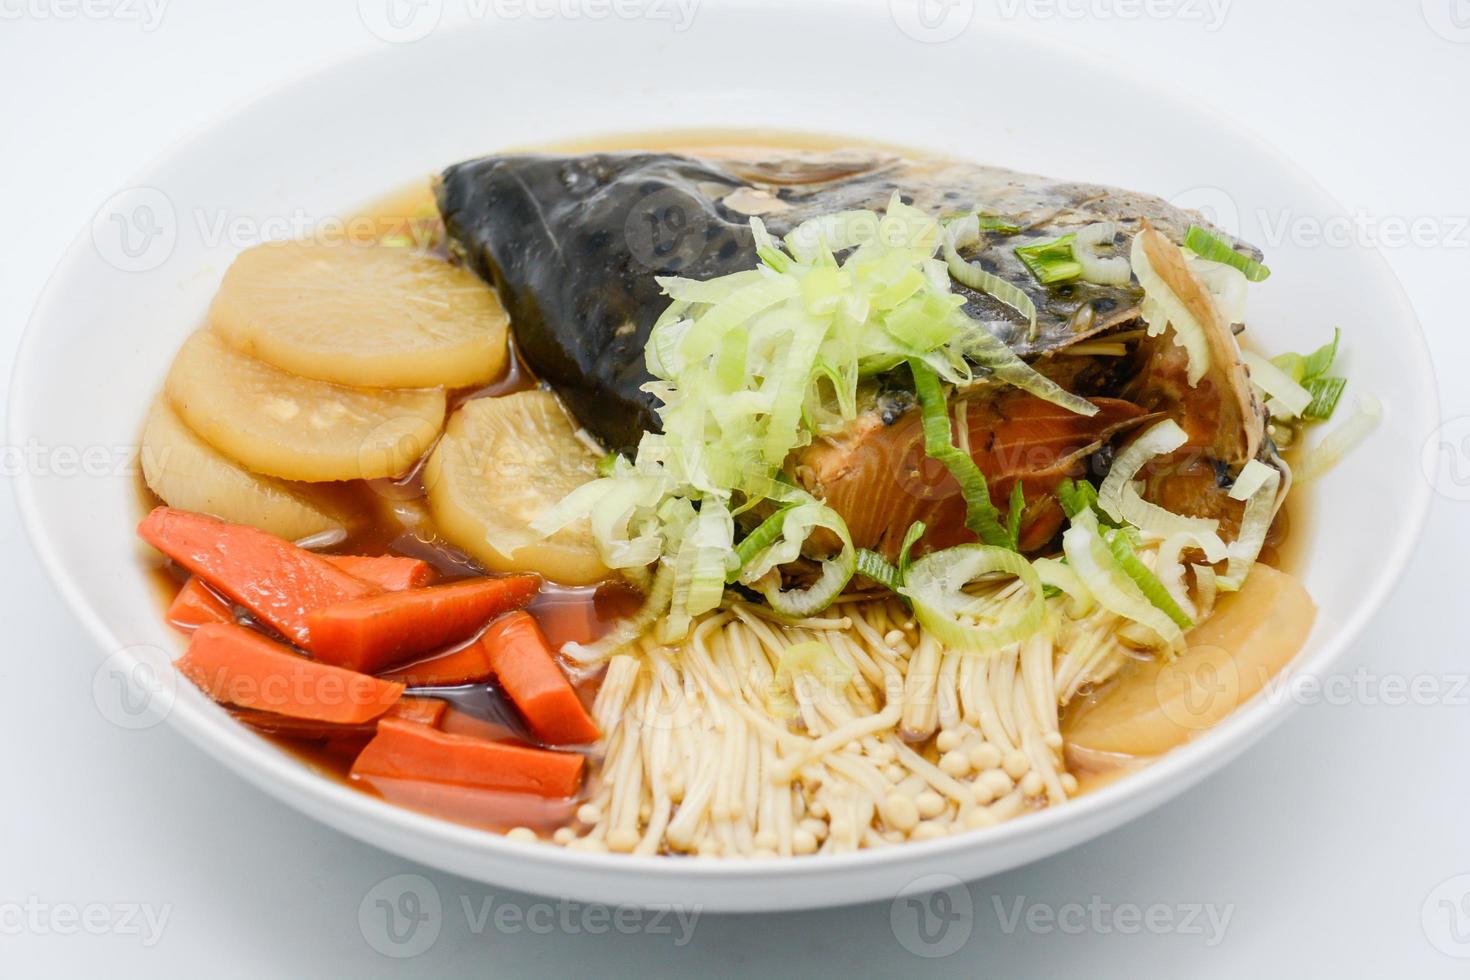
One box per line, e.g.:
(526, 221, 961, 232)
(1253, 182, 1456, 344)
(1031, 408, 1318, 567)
(425, 391, 609, 585)
(140, 397, 351, 541)
(166, 330, 444, 482)
(209, 240, 508, 388)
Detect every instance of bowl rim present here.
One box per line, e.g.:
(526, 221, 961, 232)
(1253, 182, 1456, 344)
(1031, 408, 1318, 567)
(9, 3, 1440, 895)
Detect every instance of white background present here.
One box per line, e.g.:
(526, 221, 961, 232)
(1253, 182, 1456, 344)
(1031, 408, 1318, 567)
(2, 0, 1468, 975)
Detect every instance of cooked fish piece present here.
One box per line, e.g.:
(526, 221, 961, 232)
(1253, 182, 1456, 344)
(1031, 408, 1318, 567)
(437, 150, 1270, 555)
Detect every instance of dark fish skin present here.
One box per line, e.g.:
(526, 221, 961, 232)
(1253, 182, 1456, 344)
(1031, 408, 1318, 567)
(436, 150, 1242, 454)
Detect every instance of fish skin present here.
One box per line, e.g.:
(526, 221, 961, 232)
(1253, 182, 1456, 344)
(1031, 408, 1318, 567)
(436, 150, 1250, 453)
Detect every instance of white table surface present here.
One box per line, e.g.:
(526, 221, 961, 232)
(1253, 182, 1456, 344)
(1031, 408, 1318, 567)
(2, 1, 1467, 975)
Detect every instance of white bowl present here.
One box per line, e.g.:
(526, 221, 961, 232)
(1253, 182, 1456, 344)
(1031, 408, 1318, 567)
(11, 3, 1436, 911)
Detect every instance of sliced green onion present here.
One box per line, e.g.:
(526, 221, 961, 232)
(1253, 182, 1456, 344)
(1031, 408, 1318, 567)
(562, 562, 675, 662)
(896, 520, 926, 584)
(1183, 225, 1271, 282)
(738, 501, 856, 618)
(1015, 234, 1082, 285)
(1243, 349, 1313, 419)
(1097, 419, 1226, 561)
(943, 235, 1038, 340)
(1073, 222, 1131, 287)
(1032, 556, 1095, 617)
(899, 545, 1046, 654)
(1294, 395, 1382, 484)
(1302, 376, 1346, 420)
(909, 359, 1010, 548)
(1057, 477, 1102, 521)
(1155, 532, 1199, 623)
(977, 215, 1022, 235)
(1063, 508, 1185, 651)
(954, 324, 1099, 416)
(1301, 327, 1341, 379)
(1103, 528, 1194, 630)
(855, 549, 901, 591)
(1005, 482, 1026, 552)
(1217, 459, 1282, 592)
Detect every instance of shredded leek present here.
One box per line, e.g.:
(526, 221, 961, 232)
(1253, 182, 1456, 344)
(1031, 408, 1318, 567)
(1015, 234, 1082, 285)
(1103, 528, 1194, 630)
(1096, 419, 1227, 561)
(896, 521, 926, 584)
(1062, 509, 1185, 651)
(1295, 395, 1382, 484)
(943, 235, 1038, 340)
(1130, 230, 1214, 386)
(1243, 349, 1312, 419)
(855, 549, 901, 591)
(909, 358, 1011, 548)
(1073, 222, 1132, 286)
(1184, 225, 1271, 282)
(1302, 376, 1346, 420)
(1270, 328, 1346, 422)
(1033, 556, 1095, 617)
(899, 545, 1046, 654)
(1217, 459, 1282, 592)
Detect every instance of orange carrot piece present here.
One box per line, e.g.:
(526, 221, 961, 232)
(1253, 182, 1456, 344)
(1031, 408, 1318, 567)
(305, 575, 540, 674)
(378, 639, 494, 687)
(177, 623, 403, 725)
(326, 555, 435, 592)
(230, 695, 446, 739)
(166, 578, 234, 632)
(139, 507, 379, 645)
(481, 612, 599, 745)
(351, 717, 584, 797)
(390, 697, 448, 728)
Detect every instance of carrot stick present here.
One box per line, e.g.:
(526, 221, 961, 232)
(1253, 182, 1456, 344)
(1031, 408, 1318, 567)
(229, 695, 446, 738)
(139, 507, 378, 645)
(166, 578, 234, 632)
(177, 623, 402, 724)
(378, 639, 494, 687)
(481, 612, 599, 745)
(351, 717, 584, 797)
(326, 555, 435, 592)
(305, 575, 540, 674)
